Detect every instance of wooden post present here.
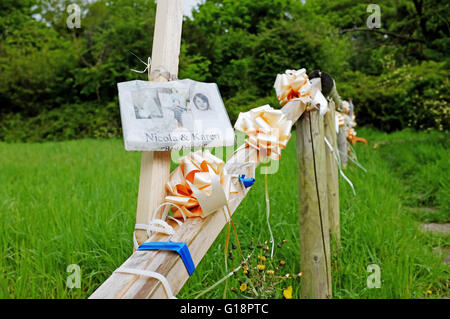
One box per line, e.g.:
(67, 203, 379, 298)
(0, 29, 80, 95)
(324, 101, 340, 244)
(134, 0, 184, 246)
(337, 127, 348, 168)
(296, 110, 332, 299)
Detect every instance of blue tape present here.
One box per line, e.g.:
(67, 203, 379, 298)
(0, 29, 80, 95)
(239, 174, 255, 188)
(138, 241, 195, 276)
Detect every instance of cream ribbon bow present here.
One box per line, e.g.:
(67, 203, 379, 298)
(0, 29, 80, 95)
(234, 104, 293, 160)
(274, 69, 328, 116)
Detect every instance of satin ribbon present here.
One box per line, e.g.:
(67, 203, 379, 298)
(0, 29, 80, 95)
(274, 69, 328, 115)
(234, 104, 293, 160)
(165, 150, 228, 218)
(346, 128, 368, 145)
(274, 69, 311, 106)
(336, 110, 367, 145)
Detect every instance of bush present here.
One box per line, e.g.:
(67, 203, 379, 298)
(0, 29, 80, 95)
(0, 101, 121, 142)
(338, 61, 449, 132)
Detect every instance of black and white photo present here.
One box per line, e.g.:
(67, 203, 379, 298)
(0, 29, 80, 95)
(118, 79, 235, 151)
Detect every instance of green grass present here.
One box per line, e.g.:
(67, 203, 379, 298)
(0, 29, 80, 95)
(0, 128, 448, 298)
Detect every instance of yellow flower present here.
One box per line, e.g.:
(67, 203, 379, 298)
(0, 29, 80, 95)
(267, 270, 274, 275)
(240, 283, 247, 292)
(258, 256, 266, 261)
(257, 264, 265, 271)
(283, 286, 293, 299)
(243, 265, 248, 274)
(427, 290, 432, 295)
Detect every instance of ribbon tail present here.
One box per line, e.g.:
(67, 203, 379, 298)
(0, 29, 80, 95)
(340, 169, 356, 196)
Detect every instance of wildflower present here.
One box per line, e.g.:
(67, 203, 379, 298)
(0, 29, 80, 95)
(258, 255, 266, 262)
(243, 265, 248, 275)
(427, 290, 432, 295)
(283, 286, 293, 299)
(240, 283, 247, 292)
(257, 264, 265, 271)
(280, 260, 286, 266)
(267, 270, 275, 275)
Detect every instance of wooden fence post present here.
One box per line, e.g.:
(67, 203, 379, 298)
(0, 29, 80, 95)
(296, 110, 332, 299)
(324, 101, 340, 245)
(134, 0, 184, 246)
(337, 127, 348, 168)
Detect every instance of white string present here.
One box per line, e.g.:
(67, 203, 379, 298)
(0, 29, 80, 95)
(340, 169, 356, 196)
(130, 54, 151, 74)
(129, 53, 177, 81)
(324, 136, 357, 196)
(133, 202, 186, 250)
(264, 164, 275, 260)
(114, 267, 176, 299)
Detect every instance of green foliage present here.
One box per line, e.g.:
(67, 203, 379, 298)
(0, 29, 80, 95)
(0, 18, 76, 115)
(0, 101, 121, 142)
(0, 0, 449, 141)
(339, 61, 449, 132)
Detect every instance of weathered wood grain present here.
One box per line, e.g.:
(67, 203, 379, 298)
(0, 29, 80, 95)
(296, 111, 332, 299)
(323, 101, 340, 244)
(337, 127, 348, 168)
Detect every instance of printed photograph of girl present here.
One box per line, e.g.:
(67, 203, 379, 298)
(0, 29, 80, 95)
(192, 93, 211, 111)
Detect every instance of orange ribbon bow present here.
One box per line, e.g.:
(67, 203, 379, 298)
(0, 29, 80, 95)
(346, 128, 368, 145)
(165, 150, 228, 219)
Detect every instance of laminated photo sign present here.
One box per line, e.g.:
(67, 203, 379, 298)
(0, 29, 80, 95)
(118, 79, 235, 151)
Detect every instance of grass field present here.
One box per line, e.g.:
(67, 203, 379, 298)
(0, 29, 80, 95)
(0, 128, 448, 299)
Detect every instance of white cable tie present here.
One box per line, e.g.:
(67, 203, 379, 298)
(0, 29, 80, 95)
(133, 202, 186, 249)
(167, 216, 183, 226)
(114, 267, 176, 299)
(147, 219, 175, 237)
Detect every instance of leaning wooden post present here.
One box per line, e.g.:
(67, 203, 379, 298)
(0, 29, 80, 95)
(323, 100, 340, 245)
(134, 0, 184, 246)
(296, 110, 332, 299)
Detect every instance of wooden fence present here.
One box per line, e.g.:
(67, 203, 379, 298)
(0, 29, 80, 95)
(90, 0, 342, 299)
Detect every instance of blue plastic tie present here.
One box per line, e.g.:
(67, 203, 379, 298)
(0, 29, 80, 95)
(138, 241, 195, 276)
(239, 174, 256, 188)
